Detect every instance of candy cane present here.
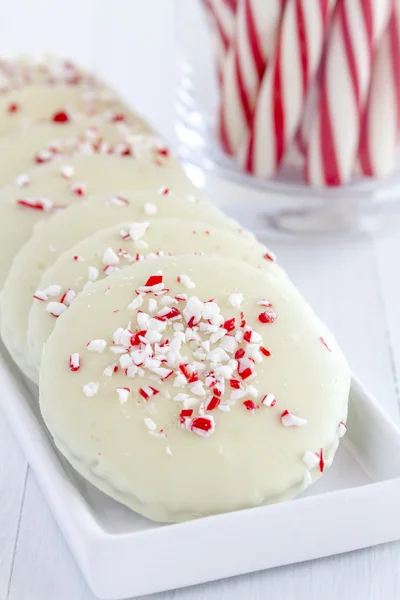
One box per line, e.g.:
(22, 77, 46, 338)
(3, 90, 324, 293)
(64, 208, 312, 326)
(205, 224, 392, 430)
(239, 0, 334, 177)
(305, 0, 392, 187)
(358, 5, 400, 177)
(203, 0, 238, 86)
(218, 0, 283, 155)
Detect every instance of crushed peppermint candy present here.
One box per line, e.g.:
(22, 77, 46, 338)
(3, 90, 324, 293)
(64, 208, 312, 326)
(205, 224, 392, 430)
(88, 266, 99, 281)
(302, 450, 320, 470)
(69, 353, 80, 372)
(158, 186, 171, 196)
(320, 336, 332, 352)
(263, 249, 277, 262)
(144, 417, 157, 431)
(17, 197, 54, 211)
(228, 293, 243, 310)
(109, 195, 130, 206)
(70, 183, 86, 196)
(52, 110, 70, 123)
(102, 247, 119, 265)
(129, 222, 149, 241)
(74, 270, 280, 439)
(177, 274, 196, 289)
(261, 394, 276, 407)
(258, 310, 277, 324)
(83, 382, 99, 397)
(143, 202, 158, 215)
(103, 363, 119, 376)
(337, 421, 347, 438)
(46, 302, 68, 317)
(61, 289, 76, 306)
(34, 284, 61, 301)
(281, 410, 307, 427)
(116, 387, 130, 404)
(87, 339, 107, 353)
(61, 164, 75, 179)
(15, 173, 30, 187)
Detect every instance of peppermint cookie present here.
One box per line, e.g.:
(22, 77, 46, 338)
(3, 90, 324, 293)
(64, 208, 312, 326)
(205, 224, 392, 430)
(0, 142, 198, 287)
(28, 217, 272, 373)
(1, 192, 249, 382)
(0, 56, 100, 90)
(40, 255, 351, 522)
(0, 111, 151, 187)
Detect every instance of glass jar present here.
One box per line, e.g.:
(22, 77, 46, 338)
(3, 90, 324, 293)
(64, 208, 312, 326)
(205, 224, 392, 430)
(174, 0, 400, 237)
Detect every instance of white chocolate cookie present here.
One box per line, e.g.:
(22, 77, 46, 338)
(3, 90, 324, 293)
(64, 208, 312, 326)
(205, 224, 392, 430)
(0, 112, 151, 187)
(1, 192, 249, 382)
(0, 141, 197, 287)
(28, 217, 272, 374)
(39, 255, 351, 523)
(0, 56, 101, 90)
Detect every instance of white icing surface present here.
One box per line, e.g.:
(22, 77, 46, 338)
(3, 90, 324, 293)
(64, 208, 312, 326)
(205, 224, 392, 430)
(0, 82, 133, 135)
(1, 192, 249, 382)
(27, 217, 271, 373)
(39, 255, 350, 523)
(0, 113, 151, 187)
(0, 143, 198, 287)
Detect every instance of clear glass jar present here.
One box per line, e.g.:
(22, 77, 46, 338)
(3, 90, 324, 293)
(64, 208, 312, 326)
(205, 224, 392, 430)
(174, 0, 400, 238)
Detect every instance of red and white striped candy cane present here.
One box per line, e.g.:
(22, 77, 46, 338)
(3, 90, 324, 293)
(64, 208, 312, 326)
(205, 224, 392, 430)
(239, 0, 334, 177)
(305, 0, 393, 187)
(203, 0, 238, 86)
(358, 4, 400, 177)
(218, 0, 283, 155)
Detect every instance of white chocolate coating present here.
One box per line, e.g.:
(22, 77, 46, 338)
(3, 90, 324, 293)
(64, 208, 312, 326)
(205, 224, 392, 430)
(1, 192, 249, 382)
(0, 142, 198, 287)
(0, 113, 151, 187)
(39, 255, 350, 522)
(0, 83, 134, 135)
(28, 217, 270, 373)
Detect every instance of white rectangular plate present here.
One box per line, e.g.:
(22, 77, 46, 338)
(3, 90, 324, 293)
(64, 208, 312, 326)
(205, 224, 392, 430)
(1, 344, 400, 600)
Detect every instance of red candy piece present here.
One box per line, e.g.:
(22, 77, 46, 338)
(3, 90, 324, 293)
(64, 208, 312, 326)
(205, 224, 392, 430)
(191, 416, 213, 432)
(206, 396, 220, 411)
(258, 310, 277, 324)
(243, 399, 257, 411)
(223, 318, 236, 332)
(145, 274, 163, 287)
(52, 110, 70, 123)
(179, 409, 193, 423)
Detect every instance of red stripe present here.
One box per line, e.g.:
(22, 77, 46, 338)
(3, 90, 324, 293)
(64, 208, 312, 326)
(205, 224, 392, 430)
(358, 98, 374, 175)
(319, 83, 342, 185)
(271, 4, 290, 167)
(244, 129, 255, 173)
(234, 44, 253, 127)
(320, 0, 330, 27)
(222, 0, 237, 12)
(218, 104, 234, 155)
(389, 9, 400, 132)
(215, 17, 230, 51)
(359, 2, 391, 175)
(339, 0, 360, 111)
(245, 0, 265, 80)
(359, 0, 374, 63)
(295, 0, 309, 97)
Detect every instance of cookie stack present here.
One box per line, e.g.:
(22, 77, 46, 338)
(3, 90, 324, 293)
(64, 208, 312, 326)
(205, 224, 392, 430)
(0, 56, 351, 522)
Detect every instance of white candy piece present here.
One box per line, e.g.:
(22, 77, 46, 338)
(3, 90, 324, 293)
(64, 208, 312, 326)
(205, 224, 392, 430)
(281, 411, 307, 428)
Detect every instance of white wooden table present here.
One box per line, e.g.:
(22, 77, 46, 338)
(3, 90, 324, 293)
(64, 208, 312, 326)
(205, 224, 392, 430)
(1, 2, 400, 599)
